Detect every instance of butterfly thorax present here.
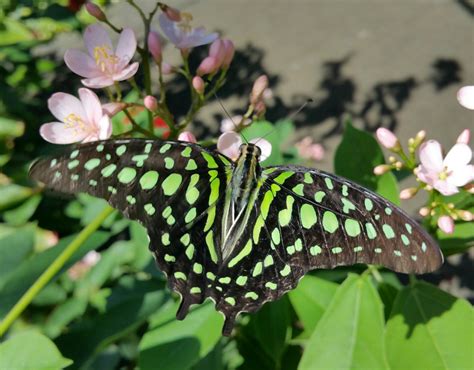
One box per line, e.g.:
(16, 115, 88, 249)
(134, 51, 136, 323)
(221, 144, 262, 259)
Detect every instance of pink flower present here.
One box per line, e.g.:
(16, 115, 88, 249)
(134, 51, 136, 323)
(64, 24, 139, 88)
(209, 39, 226, 68)
(295, 137, 325, 161)
(250, 75, 269, 105)
(148, 30, 162, 63)
(85, 3, 106, 21)
(178, 131, 197, 143)
(102, 102, 125, 116)
(437, 215, 454, 234)
(222, 39, 235, 68)
(159, 12, 218, 50)
(376, 128, 399, 150)
(217, 132, 271, 161)
(144, 95, 158, 111)
(457, 86, 474, 110)
(415, 139, 474, 195)
(220, 115, 251, 133)
(457, 129, 470, 145)
(40, 88, 112, 144)
(196, 56, 219, 76)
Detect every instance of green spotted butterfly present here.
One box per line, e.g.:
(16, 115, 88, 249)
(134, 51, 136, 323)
(30, 138, 443, 335)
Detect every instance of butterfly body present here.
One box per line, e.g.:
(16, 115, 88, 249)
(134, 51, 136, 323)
(30, 138, 443, 335)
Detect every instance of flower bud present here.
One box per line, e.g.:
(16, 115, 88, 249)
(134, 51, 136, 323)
(456, 85, 474, 110)
(85, 2, 106, 21)
(399, 187, 418, 200)
(192, 76, 205, 94)
(209, 39, 225, 68)
(419, 207, 430, 217)
(161, 62, 174, 75)
(456, 129, 470, 145)
(437, 215, 454, 234)
(159, 3, 181, 21)
(250, 75, 269, 105)
(376, 128, 400, 150)
(373, 164, 391, 175)
(415, 130, 426, 142)
(197, 56, 219, 76)
(457, 210, 474, 222)
(178, 131, 197, 143)
(254, 100, 266, 117)
(148, 31, 162, 63)
(144, 95, 158, 111)
(222, 39, 235, 68)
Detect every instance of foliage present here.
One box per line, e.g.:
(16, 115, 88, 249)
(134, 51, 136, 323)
(0, 2, 472, 370)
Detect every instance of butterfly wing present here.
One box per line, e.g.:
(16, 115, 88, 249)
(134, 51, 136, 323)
(30, 138, 232, 319)
(209, 165, 443, 334)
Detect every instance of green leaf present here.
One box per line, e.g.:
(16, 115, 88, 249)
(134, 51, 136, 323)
(385, 281, 473, 370)
(3, 194, 42, 225)
(0, 231, 110, 318)
(243, 296, 292, 365)
(129, 221, 152, 270)
(57, 279, 167, 369)
(0, 224, 35, 289)
(43, 297, 88, 338)
(335, 122, 400, 205)
(32, 281, 67, 306)
(0, 116, 25, 138)
(436, 222, 474, 256)
(0, 184, 34, 211)
(289, 275, 338, 338)
(0, 331, 72, 370)
(299, 274, 388, 370)
(139, 302, 224, 370)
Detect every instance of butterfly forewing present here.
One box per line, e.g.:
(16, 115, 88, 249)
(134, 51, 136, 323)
(30, 139, 232, 318)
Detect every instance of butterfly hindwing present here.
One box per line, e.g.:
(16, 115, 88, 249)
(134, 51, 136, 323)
(30, 139, 232, 318)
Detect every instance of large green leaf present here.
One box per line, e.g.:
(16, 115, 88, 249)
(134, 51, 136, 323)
(335, 122, 400, 205)
(0, 224, 35, 289)
(57, 278, 167, 369)
(385, 281, 473, 370)
(0, 331, 72, 370)
(139, 302, 224, 370)
(0, 184, 34, 211)
(0, 231, 110, 318)
(3, 194, 42, 225)
(299, 274, 388, 370)
(288, 275, 338, 338)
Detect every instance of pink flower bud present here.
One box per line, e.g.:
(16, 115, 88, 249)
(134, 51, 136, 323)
(148, 31, 162, 63)
(144, 95, 158, 111)
(437, 215, 454, 234)
(161, 62, 174, 75)
(399, 187, 418, 200)
(197, 56, 219, 76)
(209, 39, 225, 68)
(456, 129, 470, 145)
(419, 207, 430, 217)
(376, 128, 399, 150)
(222, 39, 235, 68)
(159, 3, 181, 22)
(192, 76, 205, 94)
(85, 2, 106, 21)
(373, 164, 391, 175)
(178, 131, 197, 143)
(251, 75, 269, 105)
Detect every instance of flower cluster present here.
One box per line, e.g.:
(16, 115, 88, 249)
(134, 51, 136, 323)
(375, 125, 474, 234)
(39, 2, 275, 162)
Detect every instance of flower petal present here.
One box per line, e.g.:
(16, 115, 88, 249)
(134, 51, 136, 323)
(418, 140, 444, 172)
(81, 76, 115, 89)
(40, 122, 88, 144)
(457, 85, 474, 110)
(250, 137, 272, 161)
(48, 92, 86, 122)
(217, 132, 242, 160)
(84, 24, 113, 58)
(115, 28, 137, 67)
(159, 13, 182, 46)
(64, 49, 101, 78)
(78, 88, 102, 126)
(444, 143, 472, 170)
(102, 102, 126, 116)
(113, 62, 139, 82)
(98, 115, 112, 140)
(433, 179, 459, 196)
(448, 164, 474, 187)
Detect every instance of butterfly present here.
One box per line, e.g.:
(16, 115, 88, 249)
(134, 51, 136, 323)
(30, 138, 444, 335)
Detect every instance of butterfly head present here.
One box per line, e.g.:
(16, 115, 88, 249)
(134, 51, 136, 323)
(239, 143, 262, 161)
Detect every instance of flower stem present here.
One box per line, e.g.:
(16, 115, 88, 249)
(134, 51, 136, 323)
(0, 206, 115, 337)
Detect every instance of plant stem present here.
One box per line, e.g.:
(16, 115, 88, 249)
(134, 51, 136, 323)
(0, 206, 114, 337)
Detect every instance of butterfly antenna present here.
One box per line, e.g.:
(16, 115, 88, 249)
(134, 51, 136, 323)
(253, 98, 314, 145)
(212, 91, 249, 144)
